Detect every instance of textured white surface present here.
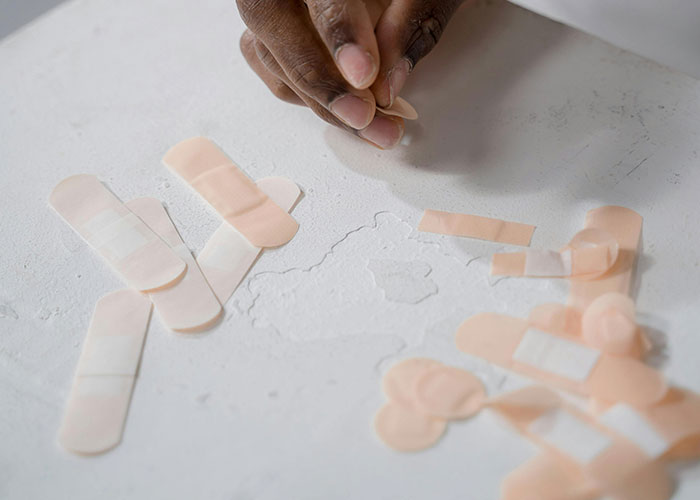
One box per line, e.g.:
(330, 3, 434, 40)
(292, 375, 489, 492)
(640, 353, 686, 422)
(1, 1, 699, 499)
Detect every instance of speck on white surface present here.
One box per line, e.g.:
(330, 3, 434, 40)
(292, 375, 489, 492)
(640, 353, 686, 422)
(1, 1, 699, 499)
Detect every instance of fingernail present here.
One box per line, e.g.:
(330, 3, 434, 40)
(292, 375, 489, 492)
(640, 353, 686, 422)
(388, 58, 410, 106)
(336, 44, 376, 89)
(359, 116, 404, 149)
(330, 94, 374, 129)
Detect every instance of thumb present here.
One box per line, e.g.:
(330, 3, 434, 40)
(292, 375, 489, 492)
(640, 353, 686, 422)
(371, 0, 464, 107)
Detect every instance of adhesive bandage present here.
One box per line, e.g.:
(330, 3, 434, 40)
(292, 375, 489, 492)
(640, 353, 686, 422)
(58, 289, 152, 454)
(162, 137, 298, 248)
(375, 359, 486, 451)
(196, 177, 301, 304)
(568, 206, 643, 311)
(377, 96, 418, 120)
(580, 292, 644, 356)
(49, 175, 186, 292)
(491, 229, 619, 278)
(126, 198, 222, 332)
(456, 313, 667, 407)
(373, 402, 447, 452)
(418, 209, 535, 246)
(491, 387, 674, 500)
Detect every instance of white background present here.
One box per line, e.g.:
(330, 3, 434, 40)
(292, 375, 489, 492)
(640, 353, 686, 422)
(1, 1, 699, 499)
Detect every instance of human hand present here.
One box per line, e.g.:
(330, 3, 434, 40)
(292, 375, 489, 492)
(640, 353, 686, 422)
(237, 0, 464, 149)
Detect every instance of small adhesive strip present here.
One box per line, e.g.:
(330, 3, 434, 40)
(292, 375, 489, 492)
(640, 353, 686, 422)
(490, 386, 674, 500)
(455, 313, 667, 406)
(491, 229, 618, 278)
(126, 197, 222, 332)
(412, 365, 486, 419)
(500, 452, 598, 500)
(375, 358, 486, 451)
(196, 177, 302, 304)
(377, 96, 418, 120)
(373, 402, 447, 452)
(418, 209, 535, 246)
(49, 174, 186, 292)
(163, 137, 298, 248)
(580, 292, 643, 356)
(528, 303, 582, 338)
(58, 289, 152, 455)
(568, 206, 642, 311)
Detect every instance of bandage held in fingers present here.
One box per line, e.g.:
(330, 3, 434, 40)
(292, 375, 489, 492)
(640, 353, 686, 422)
(162, 137, 298, 248)
(377, 96, 418, 120)
(49, 175, 186, 292)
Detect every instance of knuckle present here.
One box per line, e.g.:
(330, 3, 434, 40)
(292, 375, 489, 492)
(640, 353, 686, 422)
(287, 55, 344, 103)
(309, 2, 353, 46)
(404, 7, 453, 67)
(236, 0, 286, 30)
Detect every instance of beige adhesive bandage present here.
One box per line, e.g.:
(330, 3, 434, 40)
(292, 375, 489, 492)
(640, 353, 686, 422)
(455, 313, 667, 407)
(377, 96, 418, 120)
(581, 292, 645, 356)
(196, 177, 302, 304)
(58, 289, 152, 455)
(375, 358, 486, 451)
(418, 209, 535, 246)
(126, 198, 222, 332)
(49, 175, 186, 292)
(491, 229, 619, 278)
(568, 206, 643, 311)
(529, 297, 649, 359)
(528, 303, 582, 338)
(613, 388, 700, 461)
(162, 137, 298, 248)
(491, 387, 674, 500)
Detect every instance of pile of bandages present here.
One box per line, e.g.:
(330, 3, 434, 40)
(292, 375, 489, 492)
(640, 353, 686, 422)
(50, 137, 301, 454)
(375, 206, 700, 500)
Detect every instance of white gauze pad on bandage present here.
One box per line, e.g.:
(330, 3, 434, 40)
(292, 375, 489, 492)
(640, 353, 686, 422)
(456, 313, 667, 406)
(197, 177, 301, 304)
(512, 328, 600, 382)
(49, 175, 186, 292)
(529, 408, 612, 464)
(126, 197, 222, 332)
(600, 404, 670, 458)
(58, 289, 152, 455)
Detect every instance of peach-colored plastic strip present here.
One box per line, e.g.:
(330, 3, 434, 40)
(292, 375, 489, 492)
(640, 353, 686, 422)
(491, 387, 673, 500)
(196, 177, 301, 304)
(49, 175, 186, 292)
(455, 313, 667, 407)
(418, 209, 535, 246)
(529, 296, 649, 358)
(126, 198, 222, 332)
(491, 228, 618, 278)
(377, 96, 418, 120)
(162, 137, 298, 248)
(58, 289, 152, 455)
(568, 206, 642, 311)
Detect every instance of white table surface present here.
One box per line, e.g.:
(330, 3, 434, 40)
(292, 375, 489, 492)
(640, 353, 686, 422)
(1, 1, 699, 499)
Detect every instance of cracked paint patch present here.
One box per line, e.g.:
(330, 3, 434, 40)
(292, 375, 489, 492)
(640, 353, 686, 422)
(0, 304, 18, 319)
(236, 212, 564, 346)
(367, 259, 438, 304)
